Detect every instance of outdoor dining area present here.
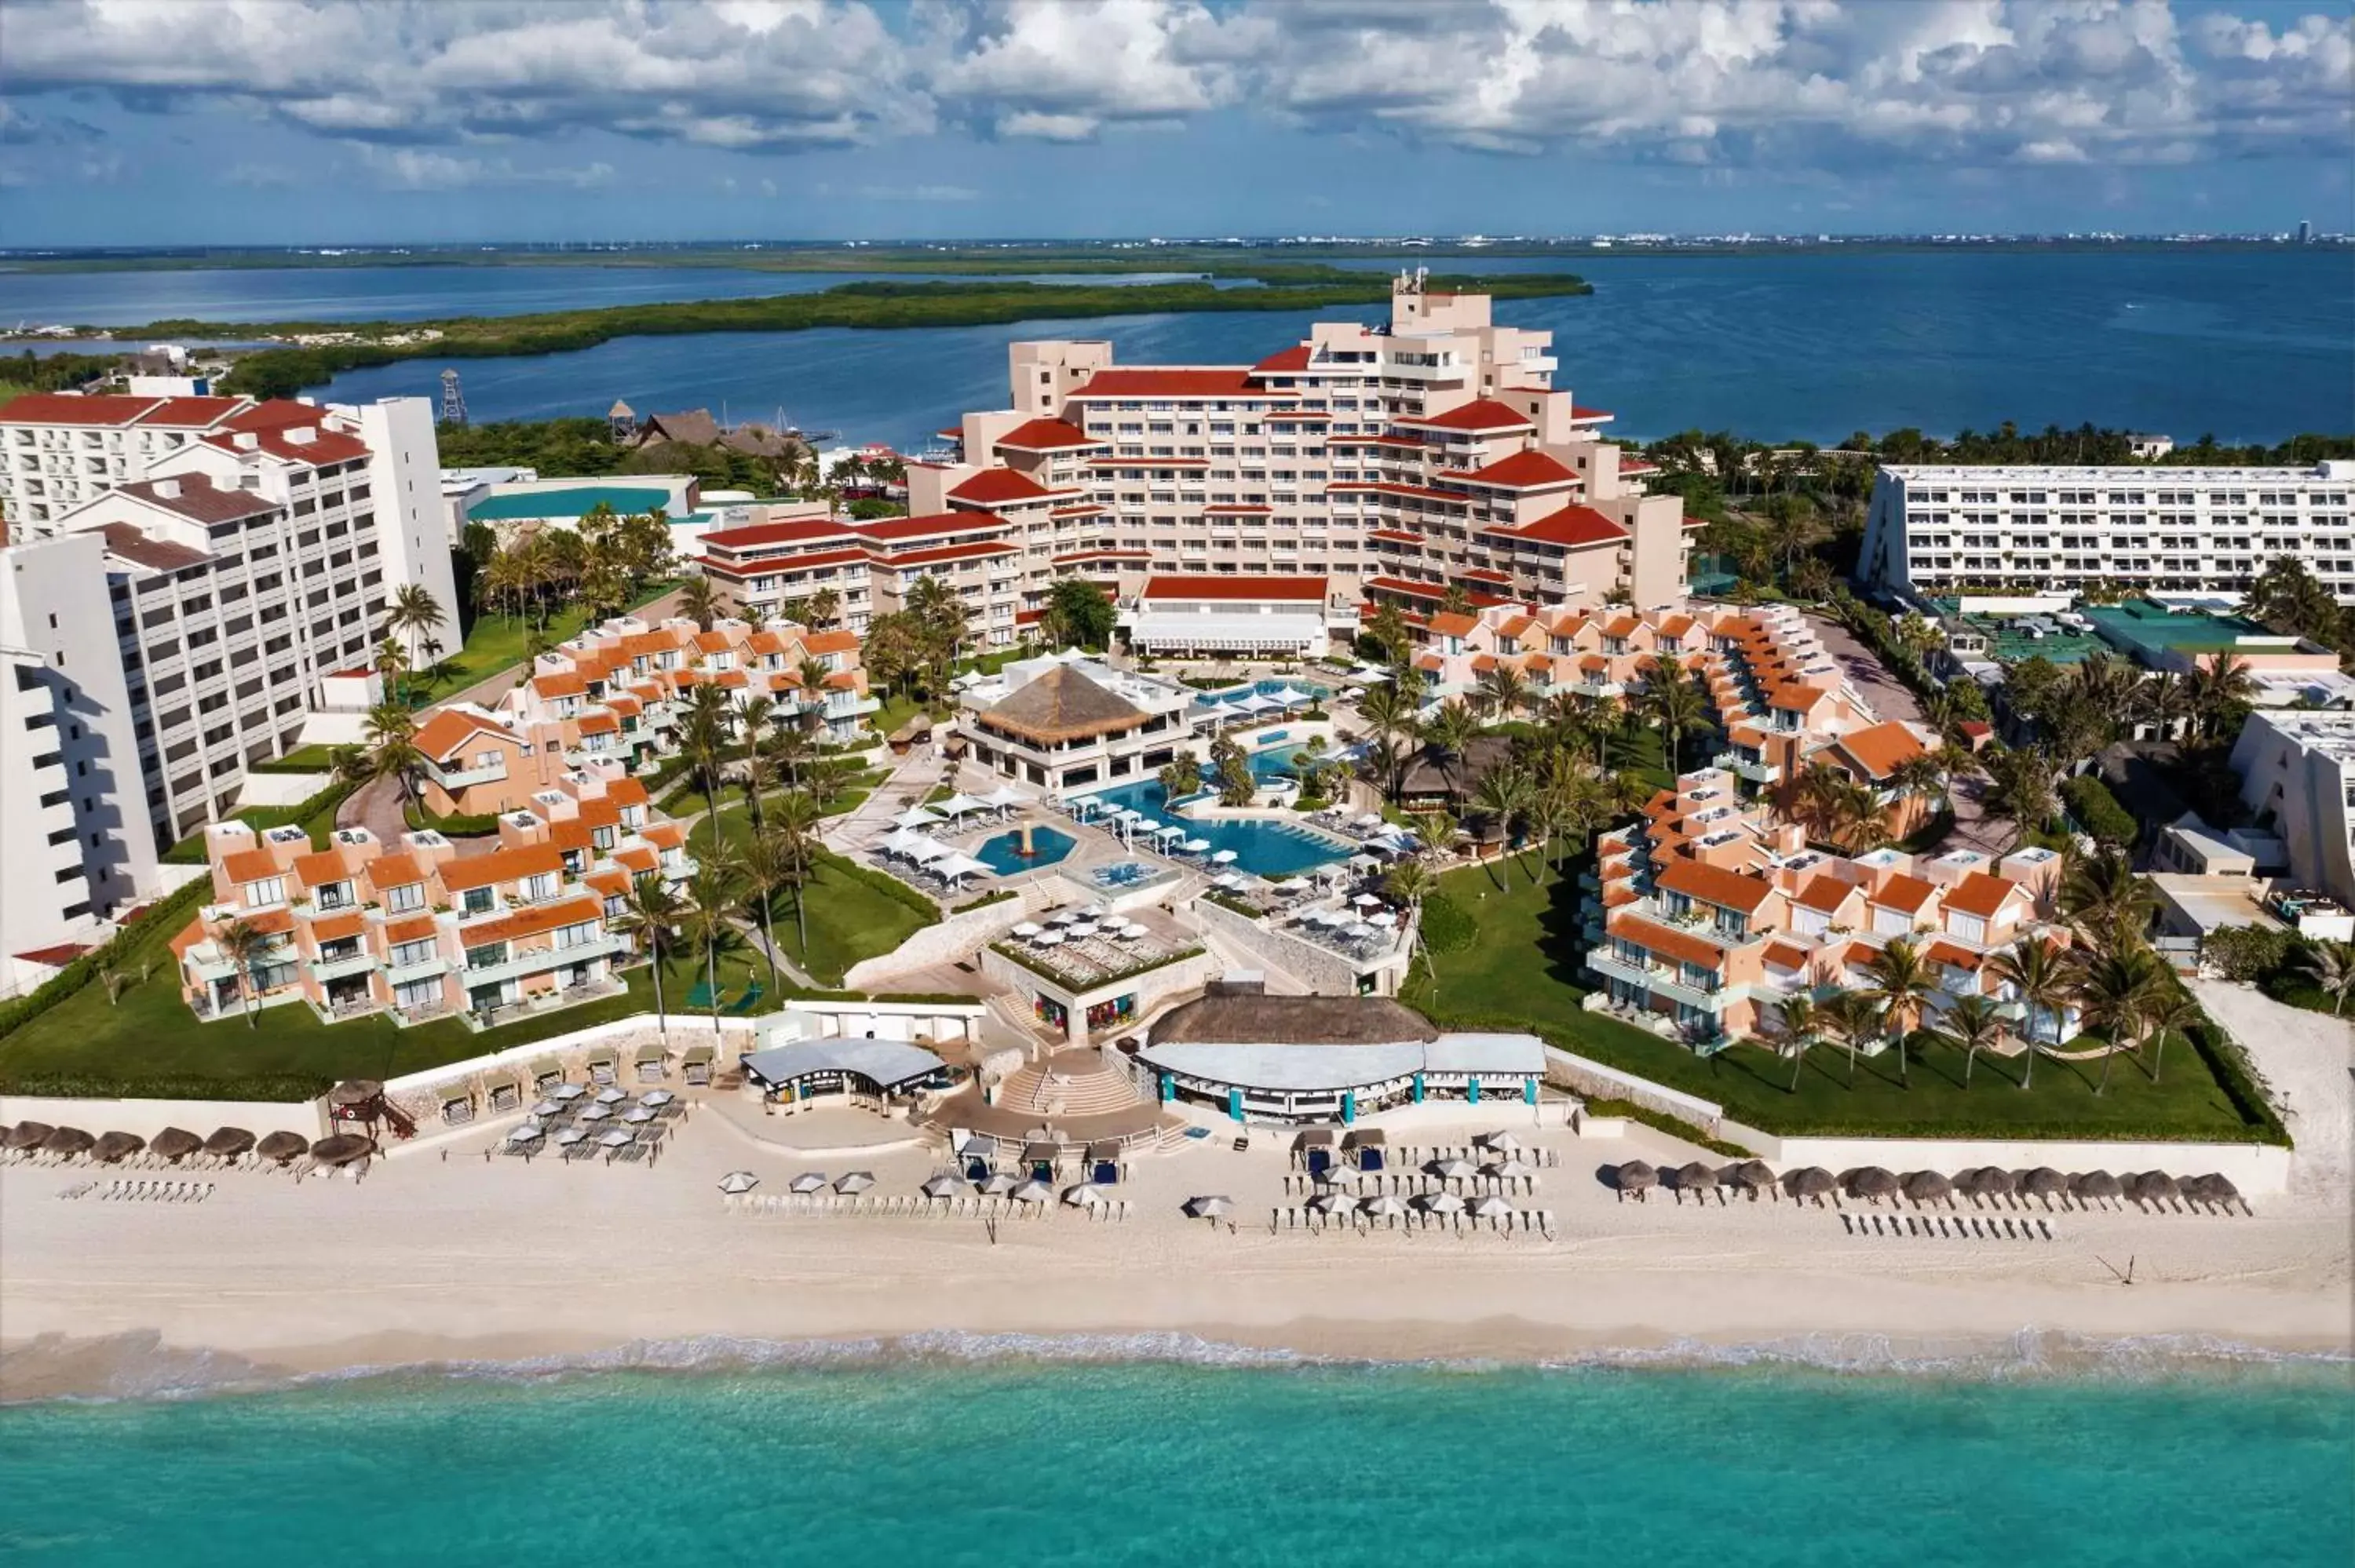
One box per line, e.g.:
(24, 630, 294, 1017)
(1001, 905, 1196, 987)
(1280, 889, 1408, 961)
(498, 1085, 685, 1167)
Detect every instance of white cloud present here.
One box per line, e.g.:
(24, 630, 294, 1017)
(356, 146, 615, 191)
(2, 0, 2345, 171)
(856, 182, 982, 201)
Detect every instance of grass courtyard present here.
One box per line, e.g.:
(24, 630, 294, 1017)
(692, 807, 935, 986)
(1403, 859, 2279, 1144)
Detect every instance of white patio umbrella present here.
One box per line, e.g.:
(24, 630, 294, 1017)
(577, 1103, 612, 1122)
(530, 1099, 564, 1118)
(1134, 819, 1164, 836)
(932, 853, 992, 883)
(984, 785, 1031, 810)
(623, 1107, 657, 1125)
(937, 793, 992, 818)
(1368, 911, 1399, 928)
(549, 1084, 587, 1102)
(1035, 930, 1067, 947)
(903, 837, 953, 865)
(1311, 1188, 1358, 1213)
(1153, 823, 1186, 841)
(1050, 910, 1079, 924)
(1184, 1194, 1235, 1220)
(1356, 812, 1387, 828)
(1068, 922, 1099, 938)
(1238, 692, 1280, 713)
(597, 1129, 634, 1150)
(1481, 1132, 1524, 1154)
(1181, 838, 1212, 855)
(1352, 893, 1385, 908)
(879, 827, 933, 858)
(553, 1128, 589, 1147)
(922, 1174, 966, 1200)
(1421, 1191, 1466, 1214)
(1271, 685, 1314, 706)
(1062, 1183, 1107, 1208)
(1433, 1158, 1477, 1182)
(1471, 1194, 1517, 1219)
(1010, 1180, 1053, 1205)
(980, 1172, 1020, 1195)
(1011, 921, 1043, 938)
(595, 1087, 628, 1104)
(717, 1171, 759, 1194)
(893, 804, 945, 830)
(1211, 849, 1240, 865)
(790, 1172, 830, 1194)
(641, 1090, 676, 1108)
(1111, 924, 1143, 940)
(1343, 922, 1376, 941)
(506, 1123, 545, 1145)
(834, 1171, 876, 1194)
(1490, 1158, 1539, 1183)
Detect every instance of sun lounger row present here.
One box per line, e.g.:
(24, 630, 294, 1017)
(1844, 1212, 2059, 1243)
(1392, 1145, 1559, 1169)
(725, 1193, 1135, 1223)
(1271, 1206, 1556, 1238)
(1282, 1172, 1543, 1198)
(59, 1179, 215, 1203)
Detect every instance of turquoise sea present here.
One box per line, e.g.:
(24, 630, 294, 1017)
(2, 1344, 2347, 1566)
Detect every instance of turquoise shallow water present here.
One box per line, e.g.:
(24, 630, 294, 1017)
(2, 1350, 2347, 1566)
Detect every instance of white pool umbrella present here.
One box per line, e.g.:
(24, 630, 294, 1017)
(1272, 685, 1314, 706)
(1068, 922, 1098, 938)
(1238, 693, 1279, 713)
(1211, 849, 1240, 865)
(903, 837, 952, 865)
(1471, 1194, 1517, 1219)
(1368, 911, 1399, 928)
(1360, 1194, 1408, 1218)
(1433, 1158, 1477, 1181)
(933, 853, 992, 882)
(1490, 1158, 1539, 1183)
(718, 1171, 759, 1194)
(1011, 921, 1043, 938)
(1153, 823, 1186, 841)
(1035, 930, 1066, 947)
(1352, 893, 1384, 908)
(1134, 818, 1164, 836)
(1062, 1183, 1106, 1207)
(1182, 838, 1212, 854)
(1481, 1132, 1523, 1154)
(1184, 1194, 1234, 1220)
(937, 793, 992, 817)
(879, 828, 932, 858)
(1050, 910, 1078, 924)
(790, 1172, 830, 1194)
(984, 786, 1030, 809)
(1311, 1188, 1359, 1213)
(893, 804, 944, 830)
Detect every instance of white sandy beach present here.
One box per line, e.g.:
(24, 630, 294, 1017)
(4, 1081, 2348, 1402)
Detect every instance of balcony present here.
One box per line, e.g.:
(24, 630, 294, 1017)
(1585, 950, 1729, 1012)
(1712, 750, 1782, 786)
(386, 955, 450, 987)
(308, 950, 380, 984)
(428, 760, 509, 789)
(460, 932, 633, 990)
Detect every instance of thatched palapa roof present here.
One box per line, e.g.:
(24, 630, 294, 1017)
(977, 664, 1146, 746)
(1150, 991, 1439, 1049)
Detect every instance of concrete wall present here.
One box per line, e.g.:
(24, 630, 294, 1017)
(0, 1092, 327, 1143)
(1541, 1045, 1728, 1131)
(1188, 894, 1410, 997)
(839, 881, 1050, 990)
(979, 946, 1219, 1045)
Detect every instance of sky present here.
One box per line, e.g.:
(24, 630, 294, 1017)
(0, 0, 2349, 247)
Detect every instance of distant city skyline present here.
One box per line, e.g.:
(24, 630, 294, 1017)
(1, 0, 2347, 248)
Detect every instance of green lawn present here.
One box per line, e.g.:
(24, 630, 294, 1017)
(1405, 860, 2273, 1143)
(0, 943, 760, 1097)
(400, 580, 677, 709)
(688, 805, 931, 984)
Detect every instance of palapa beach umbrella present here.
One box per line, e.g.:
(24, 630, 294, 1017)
(1470, 1194, 1516, 1219)
(1183, 1194, 1233, 1222)
(93, 1131, 144, 1165)
(641, 1090, 676, 1109)
(309, 1133, 376, 1167)
(1009, 1180, 1053, 1205)
(921, 1175, 966, 1201)
(1845, 1166, 1900, 1205)
(594, 1087, 628, 1106)
(2189, 1173, 2246, 1213)
(5, 1121, 56, 1152)
(548, 1083, 587, 1103)
(202, 1127, 254, 1161)
(256, 1130, 309, 1163)
(1613, 1159, 1658, 1202)
(1784, 1166, 1836, 1206)
(576, 1103, 612, 1123)
(622, 1107, 657, 1125)
(1419, 1191, 1466, 1215)
(1490, 1158, 1539, 1184)
(1723, 1160, 1778, 1201)
(150, 1127, 203, 1164)
(2127, 1171, 2182, 1209)
(790, 1172, 831, 1194)
(42, 1126, 95, 1158)
(718, 1171, 760, 1195)
(1901, 1170, 1955, 1208)
(2069, 1170, 2123, 1208)
(834, 1171, 876, 1194)
(553, 1128, 589, 1147)
(2018, 1167, 2068, 1208)
(531, 1099, 565, 1119)
(1672, 1161, 1721, 1204)
(597, 1129, 634, 1151)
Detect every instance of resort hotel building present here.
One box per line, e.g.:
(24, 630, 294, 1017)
(954, 651, 1199, 796)
(1858, 460, 2355, 603)
(0, 391, 458, 982)
(689, 275, 1693, 651)
(2225, 710, 2355, 917)
(1586, 765, 2076, 1047)
(170, 768, 694, 1030)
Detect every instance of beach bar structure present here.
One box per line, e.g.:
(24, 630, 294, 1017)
(739, 1038, 951, 1106)
(1137, 978, 1544, 1126)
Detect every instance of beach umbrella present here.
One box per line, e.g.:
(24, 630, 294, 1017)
(1488, 1158, 1539, 1183)
(641, 1091, 676, 1109)
(980, 1172, 1020, 1195)
(150, 1127, 203, 1164)
(1845, 1166, 1900, 1205)
(893, 804, 945, 830)
(2190, 1173, 2245, 1213)
(201, 1127, 254, 1160)
(2069, 1170, 2123, 1207)
(1184, 1194, 1233, 1221)
(5, 1121, 54, 1152)
(1470, 1194, 1516, 1219)
(1901, 1170, 1955, 1207)
(1182, 839, 1212, 855)
(1010, 1180, 1053, 1205)
(578, 1103, 612, 1122)
(549, 1084, 587, 1102)
(1784, 1166, 1836, 1206)
(1310, 1188, 1357, 1214)
(1068, 922, 1099, 938)
(1210, 849, 1239, 865)
(41, 1126, 95, 1158)
(1134, 819, 1164, 836)
(1352, 892, 1384, 909)
(2127, 1171, 2181, 1209)
(718, 1171, 760, 1195)
(1419, 1191, 1466, 1215)
(1035, 930, 1066, 948)
(507, 1123, 546, 1145)
(1315, 1164, 1358, 1187)
(1672, 1161, 1721, 1204)
(1959, 1167, 2015, 1205)
(597, 1129, 634, 1150)
(310, 1133, 376, 1167)
(938, 793, 992, 818)
(790, 1172, 830, 1194)
(984, 785, 1030, 810)
(553, 1129, 589, 1147)
(1431, 1157, 1477, 1182)
(1368, 911, 1399, 928)
(1614, 1159, 1659, 1202)
(93, 1131, 144, 1165)
(834, 1171, 877, 1194)
(1064, 1183, 1107, 1208)
(1360, 1194, 1408, 1219)
(922, 1175, 966, 1200)
(531, 1099, 565, 1119)
(1725, 1160, 1778, 1200)
(256, 1130, 309, 1164)
(623, 1107, 657, 1125)
(594, 1087, 628, 1105)
(1011, 921, 1043, 938)
(2018, 1167, 2068, 1208)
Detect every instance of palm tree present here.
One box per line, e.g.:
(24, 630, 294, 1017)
(372, 633, 411, 707)
(1776, 991, 1819, 1092)
(1638, 656, 1709, 773)
(1422, 700, 1482, 802)
(1983, 746, 2059, 848)
(1414, 811, 1459, 864)
(1383, 859, 1435, 913)
(361, 702, 423, 815)
(2060, 851, 2157, 949)
(2072, 946, 2163, 1095)
(382, 582, 446, 687)
(1158, 757, 1203, 800)
(1471, 762, 1535, 876)
(679, 574, 721, 632)
(807, 587, 842, 630)
(737, 829, 792, 997)
(1477, 664, 1528, 723)
(1930, 994, 2006, 1089)
(768, 789, 823, 958)
(1889, 752, 1948, 815)
(2184, 652, 2257, 741)
(1823, 991, 1885, 1088)
(612, 874, 685, 1037)
(2134, 984, 2202, 1085)
(1864, 939, 1935, 1088)
(680, 865, 740, 1039)
(2295, 940, 2355, 1016)
(1990, 939, 2071, 1089)
(212, 917, 272, 1027)
(796, 656, 833, 732)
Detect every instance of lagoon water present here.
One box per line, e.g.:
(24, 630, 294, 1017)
(0, 1349, 2347, 1566)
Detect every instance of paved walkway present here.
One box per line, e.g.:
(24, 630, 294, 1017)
(2190, 978, 2353, 1202)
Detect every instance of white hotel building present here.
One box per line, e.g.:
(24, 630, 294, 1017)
(1859, 461, 2355, 603)
(0, 392, 455, 977)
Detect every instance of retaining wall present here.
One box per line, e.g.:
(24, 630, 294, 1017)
(1723, 1125, 2295, 1194)
(0, 1093, 327, 1143)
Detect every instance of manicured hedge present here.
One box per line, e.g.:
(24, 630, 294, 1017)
(0, 878, 211, 1041)
(1418, 892, 1476, 954)
(2059, 774, 2138, 846)
(0, 1071, 334, 1102)
(953, 889, 1018, 914)
(812, 846, 940, 922)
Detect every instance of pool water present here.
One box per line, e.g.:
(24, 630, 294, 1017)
(1082, 772, 1350, 878)
(973, 826, 1076, 875)
(1089, 862, 1155, 888)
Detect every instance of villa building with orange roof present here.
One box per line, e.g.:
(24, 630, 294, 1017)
(169, 768, 693, 1029)
(1581, 764, 2075, 1047)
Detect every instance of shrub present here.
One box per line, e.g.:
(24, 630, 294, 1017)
(1417, 892, 1476, 954)
(0, 1072, 335, 1103)
(953, 889, 1018, 914)
(2202, 923, 2294, 984)
(2059, 774, 2138, 846)
(0, 879, 212, 1041)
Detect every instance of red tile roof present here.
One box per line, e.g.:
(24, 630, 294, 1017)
(698, 517, 857, 552)
(884, 539, 1017, 569)
(947, 467, 1054, 505)
(1942, 872, 2025, 921)
(412, 708, 513, 762)
(1570, 406, 1613, 421)
(1461, 450, 1579, 489)
(1399, 399, 1535, 433)
(995, 418, 1101, 451)
(1071, 369, 1281, 399)
(858, 510, 1007, 542)
(1487, 504, 1627, 549)
(116, 475, 277, 525)
(0, 392, 162, 426)
(1655, 858, 1777, 915)
(802, 629, 860, 655)
(134, 396, 246, 428)
(1869, 873, 1939, 914)
(436, 842, 564, 893)
(1251, 345, 1313, 372)
(1140, 574, 1327, 603)
(1794, 874, 1861, 913)
(1832, 720, 1928, 782)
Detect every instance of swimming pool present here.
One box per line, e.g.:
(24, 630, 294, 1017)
(1080, 772, 1351, 878)
(1193, 679, 1331, 710)
(973, 825, 1077, 876)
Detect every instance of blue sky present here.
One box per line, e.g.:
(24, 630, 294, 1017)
(2, 0, 2347, 246)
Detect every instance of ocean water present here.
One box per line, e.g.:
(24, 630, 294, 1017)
(0, 1340, 2347, 1566)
